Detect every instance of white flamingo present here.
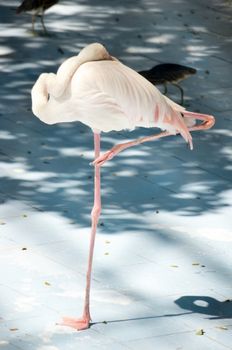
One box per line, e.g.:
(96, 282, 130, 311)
(31, 42, 215, 330)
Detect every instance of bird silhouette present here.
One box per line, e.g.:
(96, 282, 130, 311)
(31, 43, 215, 330)
(16, 0, 59, 34)
(139, 63, 197, 105)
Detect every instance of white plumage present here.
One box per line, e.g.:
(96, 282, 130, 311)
(32, 43, 193, 148)
(31, 43, 215, 331)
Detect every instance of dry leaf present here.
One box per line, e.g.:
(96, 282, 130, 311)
(44, 281, 51, 286)
(104, 252, 109, 256)
(196, 329, 205, 335)
(10, 328, 18, 332)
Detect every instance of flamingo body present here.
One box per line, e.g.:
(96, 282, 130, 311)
(32, 43, 193, 148)
(31, 43, 215, 330)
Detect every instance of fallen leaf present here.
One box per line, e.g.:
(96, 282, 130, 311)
(10, 328, 18, 332)
(170, 265, 179, 268)
(192, 262, 200, 266)
(21, 247, 27, 251)
(44, 281, 51, 286)
(105, 240, 111, 244)
(22, 214, 27, 218)
(104, 252, 109, 256)
(196, 329, 205, 335)
(0, 221, 6, 225)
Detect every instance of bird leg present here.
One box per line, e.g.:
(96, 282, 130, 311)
(171, 83, 184, 105)
(31, 14, 36, 34)
(163, 83, 168, 95)
(40, 12, 48, 35)
(61, 133, 101, 330)
(93, 112, 214, 167)
(93, 131, 170, 167)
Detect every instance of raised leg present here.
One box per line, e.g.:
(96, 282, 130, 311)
(61, 132, 101, 330)
(93, 113, 215, 167)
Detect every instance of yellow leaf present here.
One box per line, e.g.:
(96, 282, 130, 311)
(196, 329, 205, 335)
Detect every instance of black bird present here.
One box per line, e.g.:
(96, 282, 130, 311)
(16, 0, 59, 34)
(139, 63, 197, 105)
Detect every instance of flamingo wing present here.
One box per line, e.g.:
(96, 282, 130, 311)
(70, 59, 193, 147)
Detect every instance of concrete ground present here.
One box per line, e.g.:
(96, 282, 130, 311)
(0, 0, 232, 349)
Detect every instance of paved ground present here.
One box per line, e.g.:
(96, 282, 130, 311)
(0, 0, 232, 349)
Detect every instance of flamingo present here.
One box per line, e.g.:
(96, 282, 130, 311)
(31, 43, 215, 330)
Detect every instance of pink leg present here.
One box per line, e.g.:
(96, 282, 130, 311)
(61, 132, 101, 330)
(93, 113, 215, 167)
(93, 131, 170, 167)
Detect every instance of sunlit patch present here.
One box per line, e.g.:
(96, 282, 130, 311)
(56, 289, 132, 305)
(147, 34, 176, 44)
(195, 228, 232, 242)
(37, 346, 60, 350)
(40, 324, 81, 343)
(0, 131, 16, 140)
(194, 300, 209, 307)
(171, 226, 232, 242)
(0, 45, 14, 56)
(59, 147, 84, 157)
(186, 44, 218, 57)
(50, 4, 89, 15)
(126, 46, 160, 54)
(14, 296, 40, 312)
(0, 161, 55, 181)
(0, 341, 9, 346)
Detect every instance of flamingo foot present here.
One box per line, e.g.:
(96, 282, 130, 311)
(92, 144, 126, 166)
(60, 316, 90, 330)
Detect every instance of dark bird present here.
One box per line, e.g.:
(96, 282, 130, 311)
(139, 63, 197, 105)
(16, 0, 59, 35)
